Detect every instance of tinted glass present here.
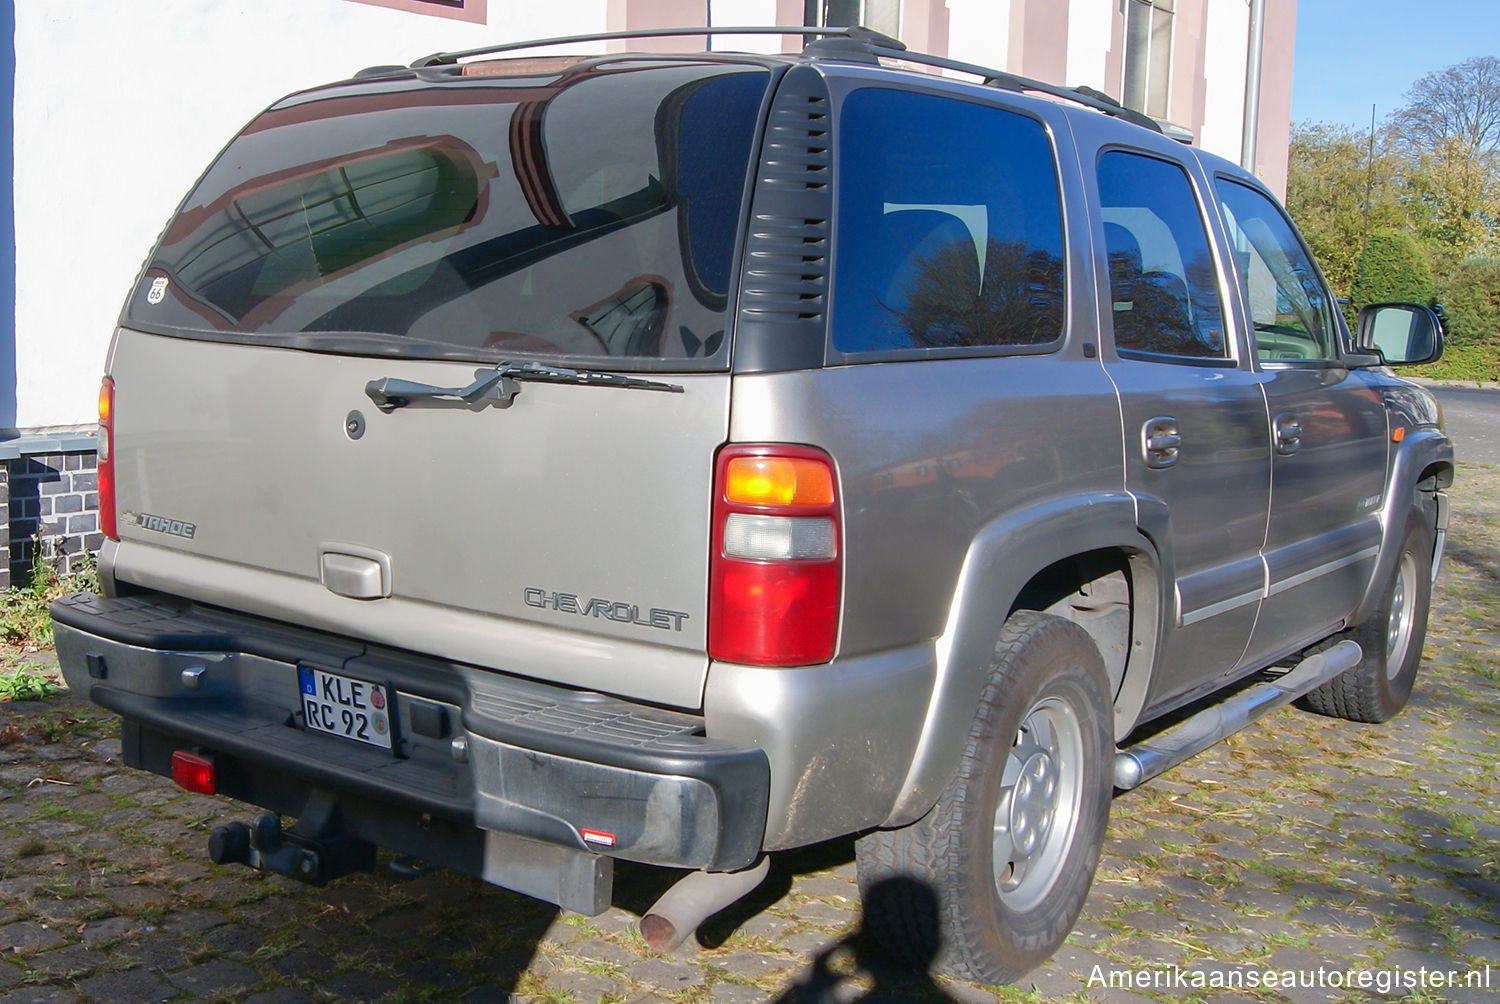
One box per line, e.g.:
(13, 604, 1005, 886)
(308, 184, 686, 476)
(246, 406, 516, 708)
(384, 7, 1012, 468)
(124, 64, 769, 369)
(1097, 151, 1227, 359)
(1215, 179, 1338, 362)
(831, 89, 1065, 355)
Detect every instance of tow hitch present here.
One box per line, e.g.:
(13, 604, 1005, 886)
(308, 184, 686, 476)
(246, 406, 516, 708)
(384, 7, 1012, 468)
(208, 792, 375, 885)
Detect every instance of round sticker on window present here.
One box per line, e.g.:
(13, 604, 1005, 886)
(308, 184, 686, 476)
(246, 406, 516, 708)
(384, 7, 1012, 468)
(146, 276, 169, 305)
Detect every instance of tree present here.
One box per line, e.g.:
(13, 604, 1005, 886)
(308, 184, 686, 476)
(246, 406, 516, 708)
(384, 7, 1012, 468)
(1387, 57, 1500, 263)
(1285, 121, 1403, 298)
(1388, 56, 1500, 160)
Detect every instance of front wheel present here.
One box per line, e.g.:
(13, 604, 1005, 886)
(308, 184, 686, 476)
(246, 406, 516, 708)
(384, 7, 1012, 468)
(856, 612, 1113, 985)
(1298, 509, 1434, 723)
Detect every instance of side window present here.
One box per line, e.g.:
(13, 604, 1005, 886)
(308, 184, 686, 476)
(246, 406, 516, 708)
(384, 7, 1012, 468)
(831, 89, 1065, 356)
(1214, 179, 1338, 363)
(1096, 151, 1227, 360)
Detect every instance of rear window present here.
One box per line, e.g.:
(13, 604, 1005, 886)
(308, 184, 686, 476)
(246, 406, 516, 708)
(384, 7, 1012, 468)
(124, 63, 770, 370)
(830, 88, 1065, 358)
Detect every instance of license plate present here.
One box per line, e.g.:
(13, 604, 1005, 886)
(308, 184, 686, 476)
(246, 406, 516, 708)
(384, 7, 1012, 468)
(298, 666, 393, 751)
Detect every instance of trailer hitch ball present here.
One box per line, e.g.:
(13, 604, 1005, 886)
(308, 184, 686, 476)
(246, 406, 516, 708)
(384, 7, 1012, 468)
(208, 821, 250, 866)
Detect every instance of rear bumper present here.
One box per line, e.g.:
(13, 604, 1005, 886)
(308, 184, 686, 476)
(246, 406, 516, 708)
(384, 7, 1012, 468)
(50, 591, 769, 880)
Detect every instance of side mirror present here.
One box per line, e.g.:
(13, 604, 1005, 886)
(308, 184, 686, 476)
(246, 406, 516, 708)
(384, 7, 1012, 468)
(1354, 302, 1444, 366)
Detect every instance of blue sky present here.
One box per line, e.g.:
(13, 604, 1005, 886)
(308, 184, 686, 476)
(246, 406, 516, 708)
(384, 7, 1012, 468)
(1291, 0, 1500, 130)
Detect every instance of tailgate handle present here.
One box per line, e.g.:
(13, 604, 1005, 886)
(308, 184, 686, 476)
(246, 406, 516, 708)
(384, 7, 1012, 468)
(319, 545, 392, 600)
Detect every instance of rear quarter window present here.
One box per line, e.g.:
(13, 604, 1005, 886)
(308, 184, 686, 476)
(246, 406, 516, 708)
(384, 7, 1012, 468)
(830, 88, 1065, 358)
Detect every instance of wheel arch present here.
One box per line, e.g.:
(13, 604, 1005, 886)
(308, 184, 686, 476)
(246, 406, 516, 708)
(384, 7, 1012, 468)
(883, 492, 1164, 827)
(1353, 429, 1454, 624)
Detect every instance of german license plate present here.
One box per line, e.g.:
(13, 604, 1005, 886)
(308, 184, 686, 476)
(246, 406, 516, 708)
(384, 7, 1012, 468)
(298, 666, 393, 751)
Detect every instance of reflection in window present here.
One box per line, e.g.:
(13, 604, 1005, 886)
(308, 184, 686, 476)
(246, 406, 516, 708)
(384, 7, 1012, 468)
(832, 89, 1065, 355)
(1098, 151, 1226, 360)
(1215, 179, 1337, 362)
(165, 142, 488, 326)
(130, 65, 769, 368)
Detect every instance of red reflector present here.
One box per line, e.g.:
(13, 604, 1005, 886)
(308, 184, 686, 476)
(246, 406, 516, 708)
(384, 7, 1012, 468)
(171, 750, 216, 795)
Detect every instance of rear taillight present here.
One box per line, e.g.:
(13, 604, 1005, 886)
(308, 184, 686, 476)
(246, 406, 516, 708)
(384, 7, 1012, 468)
(170, 750, 217, 795)
(709, 446, 841, 666)
(98, 376, 117, 540)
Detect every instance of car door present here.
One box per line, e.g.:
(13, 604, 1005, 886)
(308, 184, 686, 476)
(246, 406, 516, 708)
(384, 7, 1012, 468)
(1213, 178, 1389, 667)
(1089, 145, 1271, 713)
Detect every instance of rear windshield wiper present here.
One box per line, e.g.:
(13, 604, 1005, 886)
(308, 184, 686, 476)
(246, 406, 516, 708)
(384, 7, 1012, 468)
(365, 360, 684, 412)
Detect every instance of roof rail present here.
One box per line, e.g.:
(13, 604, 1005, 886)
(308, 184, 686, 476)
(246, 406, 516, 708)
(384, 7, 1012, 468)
(855, 44, 1163, 134)
(406, 24, 1161, 135)
(410, 24, 904, 69)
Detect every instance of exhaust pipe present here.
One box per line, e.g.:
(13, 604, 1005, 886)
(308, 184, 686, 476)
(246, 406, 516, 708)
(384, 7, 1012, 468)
(640, 856, 771, 953)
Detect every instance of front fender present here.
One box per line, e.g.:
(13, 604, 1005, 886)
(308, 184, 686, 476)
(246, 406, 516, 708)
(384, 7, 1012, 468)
(1353, 428, 1454, 623)
(884, 491, 1160, 826)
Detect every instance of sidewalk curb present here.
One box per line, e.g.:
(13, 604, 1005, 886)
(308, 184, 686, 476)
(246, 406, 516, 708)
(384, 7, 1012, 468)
(1407, 377, 1500, 390)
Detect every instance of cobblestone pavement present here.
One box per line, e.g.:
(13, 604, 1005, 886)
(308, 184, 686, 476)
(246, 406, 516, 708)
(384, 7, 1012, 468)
(1, 467, 1498, 1004)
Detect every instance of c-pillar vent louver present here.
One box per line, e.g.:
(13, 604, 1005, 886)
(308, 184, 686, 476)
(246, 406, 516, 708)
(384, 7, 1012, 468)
(733, 65, 833, 373)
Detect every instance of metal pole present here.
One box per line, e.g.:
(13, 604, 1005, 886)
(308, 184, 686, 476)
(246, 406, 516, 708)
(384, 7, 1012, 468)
(1241, 0, 1266, 172)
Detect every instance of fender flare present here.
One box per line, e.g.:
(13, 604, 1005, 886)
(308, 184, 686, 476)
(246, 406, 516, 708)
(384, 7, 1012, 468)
(883, 491, 1163, 827)
(1352, 428, 1454, 623)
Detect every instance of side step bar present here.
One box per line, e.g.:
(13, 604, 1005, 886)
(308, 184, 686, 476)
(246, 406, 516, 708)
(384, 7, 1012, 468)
(1113, 640, 1362, 791)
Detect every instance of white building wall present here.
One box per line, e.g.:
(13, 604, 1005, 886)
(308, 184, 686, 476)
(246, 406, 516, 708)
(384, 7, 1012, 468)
(945, 0, 1010, 73)
(1064, 0, 1114, 93)
(708, 0, 783, 52)
(1199, 0, 1250, 170)
(13, 0, 607, 429)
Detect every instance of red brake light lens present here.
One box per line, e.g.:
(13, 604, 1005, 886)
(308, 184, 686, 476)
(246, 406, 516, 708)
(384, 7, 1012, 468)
(98, 376, 117, 541)
(709, 445, 841, 667)
(170, 750, 217, 795)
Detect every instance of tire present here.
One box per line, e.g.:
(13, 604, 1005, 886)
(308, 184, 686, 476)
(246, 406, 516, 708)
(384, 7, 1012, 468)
(855, 611, 1113, 985)
(1297, 508, 1434, 723)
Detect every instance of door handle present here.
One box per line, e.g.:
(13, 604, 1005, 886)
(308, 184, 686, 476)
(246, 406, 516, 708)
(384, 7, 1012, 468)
(1274, 413, 1302, 455)
(1142, 417, 1181, 469)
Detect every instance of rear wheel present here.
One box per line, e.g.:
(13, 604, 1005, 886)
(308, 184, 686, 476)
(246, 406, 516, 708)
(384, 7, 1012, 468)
(856, 612, 1112, 985)
(1298, 509, 1434, 723)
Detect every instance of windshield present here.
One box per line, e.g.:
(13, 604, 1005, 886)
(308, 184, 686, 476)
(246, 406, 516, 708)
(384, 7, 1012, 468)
(124, 62, 770, 370)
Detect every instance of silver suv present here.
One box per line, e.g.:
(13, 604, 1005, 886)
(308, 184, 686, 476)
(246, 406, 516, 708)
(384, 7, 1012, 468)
(52, 26, 1453, 984)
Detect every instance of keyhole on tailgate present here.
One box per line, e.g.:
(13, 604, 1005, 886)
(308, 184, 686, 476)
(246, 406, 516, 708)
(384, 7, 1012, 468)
(345, 411, 366, 440)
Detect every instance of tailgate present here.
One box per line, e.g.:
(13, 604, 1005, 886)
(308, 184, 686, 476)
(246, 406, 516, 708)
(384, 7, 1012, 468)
(96, 59, 772, 710)
(106, 327, 728, 709)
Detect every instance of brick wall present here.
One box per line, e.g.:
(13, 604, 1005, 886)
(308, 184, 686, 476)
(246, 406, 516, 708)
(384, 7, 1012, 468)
(0, 437, 101, 589)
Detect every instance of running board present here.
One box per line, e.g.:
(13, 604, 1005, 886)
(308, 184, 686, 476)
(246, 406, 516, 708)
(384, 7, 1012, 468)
(1113, 640, 1362, 791)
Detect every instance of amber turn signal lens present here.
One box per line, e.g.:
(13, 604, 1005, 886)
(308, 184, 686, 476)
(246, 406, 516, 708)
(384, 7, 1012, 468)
(724, 457, 835, 507)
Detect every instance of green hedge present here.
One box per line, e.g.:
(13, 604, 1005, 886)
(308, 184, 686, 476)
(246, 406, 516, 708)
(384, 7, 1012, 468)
(1435, 255, 1500, 347)
(1353, 228, 1435, 305)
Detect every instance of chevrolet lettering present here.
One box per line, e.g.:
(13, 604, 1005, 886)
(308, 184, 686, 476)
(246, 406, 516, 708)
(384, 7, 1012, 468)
(523, 588, 689, 631)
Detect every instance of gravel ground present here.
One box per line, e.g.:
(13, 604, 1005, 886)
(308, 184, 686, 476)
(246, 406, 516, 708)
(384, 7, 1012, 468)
(0, 466, 1496, 1004)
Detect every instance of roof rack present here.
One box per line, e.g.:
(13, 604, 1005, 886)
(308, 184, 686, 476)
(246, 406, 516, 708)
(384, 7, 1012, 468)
(409, 24, 903, 69)
(406, 24, 1161, 134)
(849, 44, 1163, 134)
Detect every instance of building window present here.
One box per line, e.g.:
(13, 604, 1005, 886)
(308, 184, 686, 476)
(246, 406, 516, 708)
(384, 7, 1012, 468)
(805, 0, 900, 39)
(1122, 0, 1172, 119)
(346, 0, 487, 25)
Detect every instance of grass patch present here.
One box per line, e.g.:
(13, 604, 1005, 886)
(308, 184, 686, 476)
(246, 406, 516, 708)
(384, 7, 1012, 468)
(1409, 341, 1500, 383)
(0, 668, 61, 702)
(0, 550, 99, 649)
